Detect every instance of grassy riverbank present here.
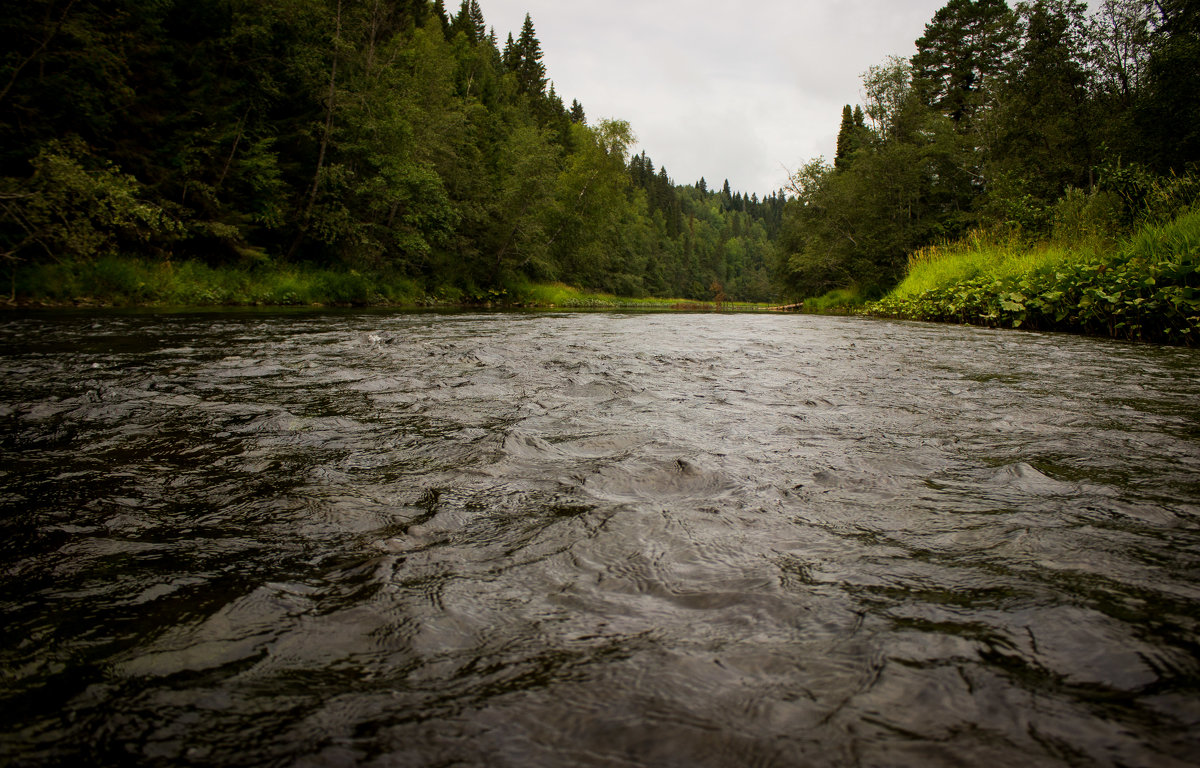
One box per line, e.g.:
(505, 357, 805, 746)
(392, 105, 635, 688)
(4, 258, 756, 311)
(867, 208, 1200, 345)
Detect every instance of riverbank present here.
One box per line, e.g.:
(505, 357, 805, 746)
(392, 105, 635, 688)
(3, 259, 760, 312)
(865, 208, 1200, 345)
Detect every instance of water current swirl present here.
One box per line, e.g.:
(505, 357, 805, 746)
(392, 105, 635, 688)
(1, 310, 1198, 766)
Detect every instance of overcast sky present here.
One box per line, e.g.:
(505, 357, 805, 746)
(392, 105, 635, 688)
(477, 0, 952, 196)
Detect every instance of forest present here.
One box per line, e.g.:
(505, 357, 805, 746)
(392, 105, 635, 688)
(0, 0, 782, 305)
(1, 0, 1196, 323)
(778, 0, 1199, 322)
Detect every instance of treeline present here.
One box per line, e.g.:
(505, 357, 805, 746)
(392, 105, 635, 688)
(778, 0, 1200, 300)
(0, 0, 781, 304)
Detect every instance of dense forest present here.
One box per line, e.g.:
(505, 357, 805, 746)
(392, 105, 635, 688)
(778, 0, 1200, 301)
(0, 0, 783, 304)
(3, 0, 1195, 313)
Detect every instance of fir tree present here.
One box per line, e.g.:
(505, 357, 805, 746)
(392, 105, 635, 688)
(468, 0, 486, 42)
(503, 33, 519, 71)
(835, 105, 856, 169)
(433, 0, 450, 39)
(450, 0, 475, 42)
(835, 104, 870, 170)
(515, 14, 547, 96)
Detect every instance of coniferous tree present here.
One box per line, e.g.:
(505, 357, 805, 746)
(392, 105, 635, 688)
(433, 0, 451, 39)
(450, 0, 475, 42)
(983, 0, 1092, 226)
(0, 0, 785, 302)
(515, 14, 547, 97)
(1135, 0, 1200, 170)
(913, 0, 1018, 126)
(835, 105, 857, 169)
(502, 32, 519, 71)
(468, 0, 486, 41)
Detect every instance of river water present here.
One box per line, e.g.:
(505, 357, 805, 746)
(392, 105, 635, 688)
(1, 310, 1198, 767)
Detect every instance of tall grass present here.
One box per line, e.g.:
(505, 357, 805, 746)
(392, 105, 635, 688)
(893, 231, 1096, 299)
(10, 258, 764, 311)
(13, 257, 423, 307)
(504, 280, 762, 310)
(505, 281, 621, 308)
(870, 207, 1200, 345)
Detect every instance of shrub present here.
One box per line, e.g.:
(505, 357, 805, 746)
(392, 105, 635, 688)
(870, 207, 1200, 345)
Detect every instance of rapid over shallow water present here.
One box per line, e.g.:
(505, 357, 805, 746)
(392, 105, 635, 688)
(1, 311, 1199, 767)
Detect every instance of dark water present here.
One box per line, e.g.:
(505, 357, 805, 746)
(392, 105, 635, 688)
(1, 311, 1199, 767)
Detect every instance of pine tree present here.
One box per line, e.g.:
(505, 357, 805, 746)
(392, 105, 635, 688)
(515, 14, 547, 96)
(468, 0, 486, 42)
(913, 0, 1018, 125)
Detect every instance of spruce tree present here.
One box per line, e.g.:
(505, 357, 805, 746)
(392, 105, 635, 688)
(1136, 0, 1200, 169)
(835, 105, 856, 169)
(515, 14, 547, 96)
(468, 0, 486, 42)
(433, 0, 450, 39)
(503, 33, 519, 71)
(570, 99, 586, 124)
(450, 0, 474, 41)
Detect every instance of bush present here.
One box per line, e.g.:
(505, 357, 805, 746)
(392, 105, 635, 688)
(870, 208, 1200, 345)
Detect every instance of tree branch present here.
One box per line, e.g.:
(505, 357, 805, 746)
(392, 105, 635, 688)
(0, 0, 78, 107)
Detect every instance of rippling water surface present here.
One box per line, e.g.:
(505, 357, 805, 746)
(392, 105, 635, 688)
(2, 310, 1199, 767)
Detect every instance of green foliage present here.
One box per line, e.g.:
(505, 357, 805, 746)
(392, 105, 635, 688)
(779, 0, 1199, 330)
(0, 0, 781, 306)
(912, 0, 1017, 126)
(871, 207, 1200, 344)
(801, 286, 867, 313)
(512, 13, 547, 97)
(15, 256, 422, 307)
(1051, 187, 1122, 244)
(1, 140, 183, 264)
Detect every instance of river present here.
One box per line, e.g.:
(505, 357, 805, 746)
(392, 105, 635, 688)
(1, 310, 1198, 767)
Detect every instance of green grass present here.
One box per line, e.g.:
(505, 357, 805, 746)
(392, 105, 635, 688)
(7, 259, 769, 312)
(11, 257, 424, 308)
(797, 286, 868, 313)
(893, 235, 1077, 298)
(504, 280, 767, 310)
(869, 208, 1200, 345)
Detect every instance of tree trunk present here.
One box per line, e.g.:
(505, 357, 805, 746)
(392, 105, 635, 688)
(289, 0, 342, 259)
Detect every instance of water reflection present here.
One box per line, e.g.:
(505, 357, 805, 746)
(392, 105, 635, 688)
(1, 311, 1198, 766)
